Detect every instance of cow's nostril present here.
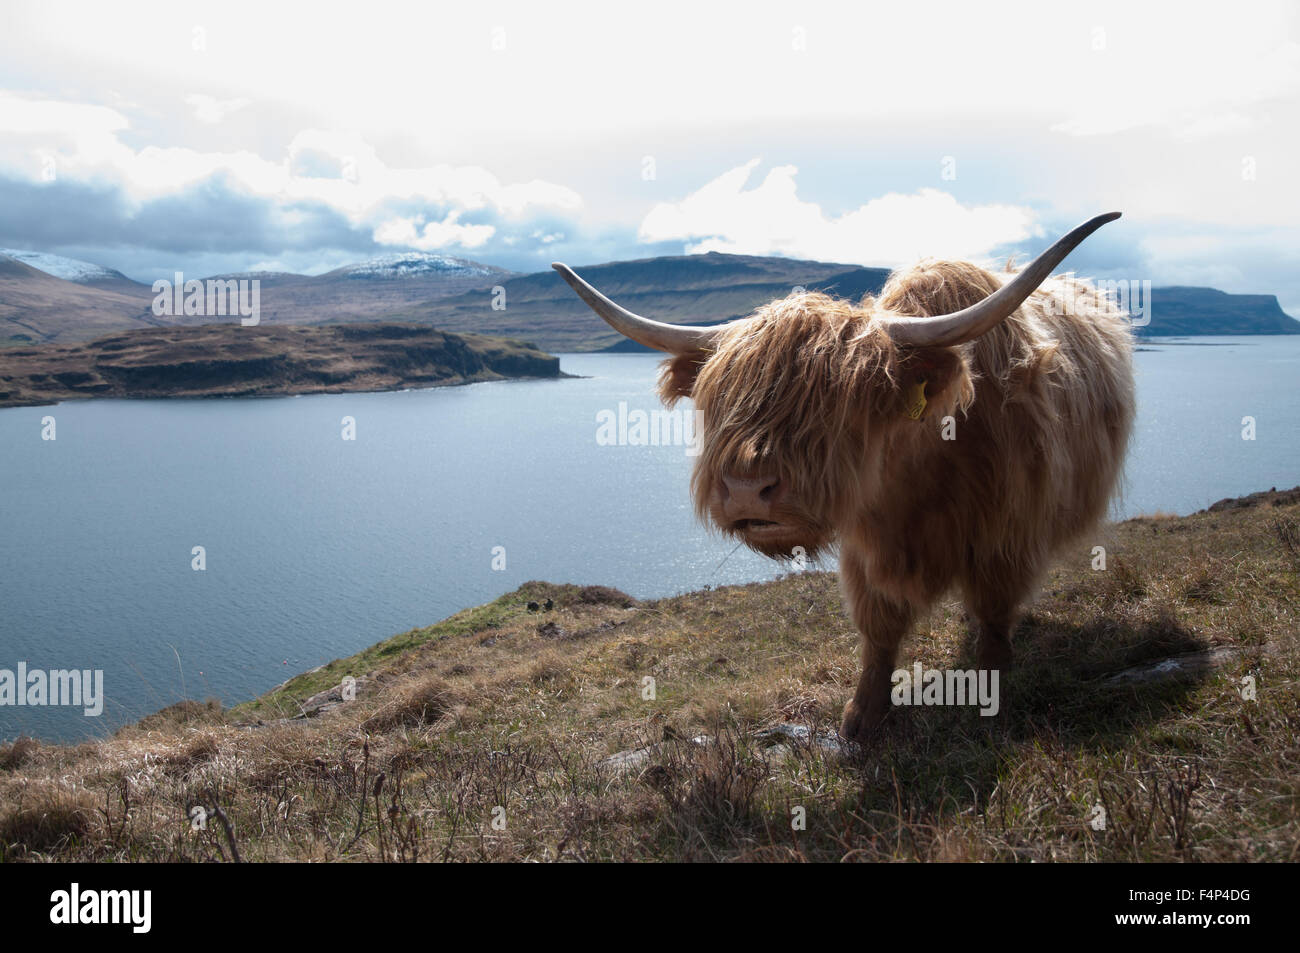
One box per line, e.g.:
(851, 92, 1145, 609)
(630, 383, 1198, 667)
(721, 473, 782, 509)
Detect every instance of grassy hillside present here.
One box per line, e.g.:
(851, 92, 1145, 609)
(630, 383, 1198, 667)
(2, 489, 1297, 862)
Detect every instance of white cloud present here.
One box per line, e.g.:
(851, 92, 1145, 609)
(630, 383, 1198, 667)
(0, 93, 126, 136)
(0, 92, 582, 245)
(0, 92, 135, 179)
(640, 160, 1039, 266)
(7, 1, 1295, 144)
(185, 94, 250, 124)
(1048, 25, 1300, 138)
(372, 213, 495, 250)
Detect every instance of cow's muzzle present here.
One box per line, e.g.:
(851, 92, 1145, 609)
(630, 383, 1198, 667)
(719, 473, 785, 530)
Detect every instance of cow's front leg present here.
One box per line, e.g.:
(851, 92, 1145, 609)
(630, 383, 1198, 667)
(838, 553, 915, 743)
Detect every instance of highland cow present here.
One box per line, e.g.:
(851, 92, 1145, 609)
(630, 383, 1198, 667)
(554, 213, 1135, 742)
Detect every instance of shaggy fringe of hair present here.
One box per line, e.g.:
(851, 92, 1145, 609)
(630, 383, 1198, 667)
(662, 293, 901, 542)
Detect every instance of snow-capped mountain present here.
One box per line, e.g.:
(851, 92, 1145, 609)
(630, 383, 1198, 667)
(201, 271, 310, 283)
(327, 252, 506, 281)
(0, 249, 129, 284)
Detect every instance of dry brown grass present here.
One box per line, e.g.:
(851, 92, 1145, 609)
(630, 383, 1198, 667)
(0, 736, 40, 771)
(2, 495, 1297, 862)
(0, 780, 99, 857)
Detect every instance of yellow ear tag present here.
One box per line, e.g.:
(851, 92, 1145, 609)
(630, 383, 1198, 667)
(904, 379, 928, 420)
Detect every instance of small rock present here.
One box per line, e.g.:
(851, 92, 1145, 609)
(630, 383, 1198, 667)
(296, 674, 371, 718)
(755, 722, 851, 754)
(597, 734, 714, 777)
(597, 746, 653, 775)
(1104, 646, 1241, 685)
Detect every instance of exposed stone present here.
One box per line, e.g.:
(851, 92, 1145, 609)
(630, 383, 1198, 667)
(297, 674, 374, 718)
(755, 722, 854, 755)
(597, 724, 852, 776)
(1104, 646, 1242, 685)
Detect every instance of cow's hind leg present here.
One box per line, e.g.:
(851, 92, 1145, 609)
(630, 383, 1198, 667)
(960, 558, 1039, 672)
(970, 614, 1014, 672)
(839, 552, 915, 743)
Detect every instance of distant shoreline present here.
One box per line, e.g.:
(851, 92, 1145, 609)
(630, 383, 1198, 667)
(3, 328, 1292, 409)
(0, 322, 563, 409)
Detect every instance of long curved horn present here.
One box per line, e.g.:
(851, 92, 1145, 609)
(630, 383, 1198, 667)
(552, 262, 725, 354)
(880, 211, 1122, 348)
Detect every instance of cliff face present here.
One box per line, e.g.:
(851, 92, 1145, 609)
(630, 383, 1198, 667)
(0, 323, 561, 407)
(1137, 287, 1300, 336)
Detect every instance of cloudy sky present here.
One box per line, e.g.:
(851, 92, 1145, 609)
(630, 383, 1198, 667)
(1, 0, 1297, 310)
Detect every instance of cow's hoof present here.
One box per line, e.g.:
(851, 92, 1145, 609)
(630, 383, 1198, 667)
(976, 644, 1012, 673)
(839, 699, 884, 745)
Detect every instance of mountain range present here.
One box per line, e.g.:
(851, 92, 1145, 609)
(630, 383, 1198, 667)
(1, 248, 1296, 351)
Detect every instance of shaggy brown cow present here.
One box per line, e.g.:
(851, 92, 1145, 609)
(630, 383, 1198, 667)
(553, 213, 1134, 742)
